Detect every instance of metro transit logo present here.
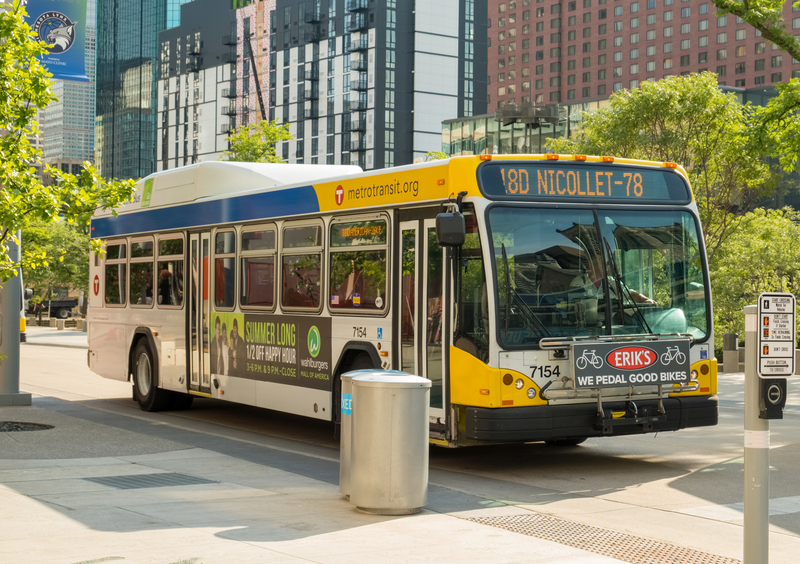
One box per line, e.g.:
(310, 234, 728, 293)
(335, 185, 344, 206)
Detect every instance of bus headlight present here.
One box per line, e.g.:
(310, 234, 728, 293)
(515, 378, 524, 390)
(527, 388, 536, 399)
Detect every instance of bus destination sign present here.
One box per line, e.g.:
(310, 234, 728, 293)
(478, 162, 691, 203)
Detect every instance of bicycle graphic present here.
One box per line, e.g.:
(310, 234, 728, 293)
(576, 349, 604, 370)
(660, 346, 686, 365)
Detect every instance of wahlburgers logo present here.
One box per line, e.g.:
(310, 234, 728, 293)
(308, 326, 321, 358)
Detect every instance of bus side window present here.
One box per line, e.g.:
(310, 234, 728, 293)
(281, 223, 323, 310)
(104, 240, 127, 306)
(157, 236, 184, 308)
(241, 226, 276, 309)
(129, 237, 155, 307)
(214, 230, 236, 309)
(329, 218, 388, 312)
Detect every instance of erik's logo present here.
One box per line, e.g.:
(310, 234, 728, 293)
(33, 12, 78, 54)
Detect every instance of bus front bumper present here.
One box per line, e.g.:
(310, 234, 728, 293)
(464, 395, 718, 442)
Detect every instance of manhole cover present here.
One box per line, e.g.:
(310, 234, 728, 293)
(0, 421, 54, 432)
(84, 472, 217, 489)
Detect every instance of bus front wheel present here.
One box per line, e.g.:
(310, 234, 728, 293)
(132, 340, 173, 412)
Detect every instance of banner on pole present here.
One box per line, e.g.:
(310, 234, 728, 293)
(25, 0, 89, 83)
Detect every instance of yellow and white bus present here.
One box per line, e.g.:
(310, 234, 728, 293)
(87, 155, 717, 446)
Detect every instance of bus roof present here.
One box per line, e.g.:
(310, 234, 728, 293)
(94, 161, 363, 218)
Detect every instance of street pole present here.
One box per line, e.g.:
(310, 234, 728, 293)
(0, 230, 30, 406)
(743, 303, 768, 563)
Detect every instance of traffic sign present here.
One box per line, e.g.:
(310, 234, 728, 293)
(757, 292, 796, 378)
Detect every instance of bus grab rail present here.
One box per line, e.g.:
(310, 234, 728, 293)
(538, 332, 695, 349)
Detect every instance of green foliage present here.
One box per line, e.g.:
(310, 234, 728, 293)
(220, 120, 294, 163)
(22, 221, 89, 298)
(712, 207, 800, 354)
(711, 0, 800, 172)
(425, 151, 449, 161)
(546, 73, 771, 262)
(0, 2, 135, 284)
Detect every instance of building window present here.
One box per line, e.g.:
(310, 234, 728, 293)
(646, 29, 656, 40)
(699, 19, 708, 31)
(735, 62, 745, 74)
(664, 42, 673, 53)
(598, 84, 606, 95)
(630, 32, 639, 43)
(664, 10, 673, 21)
(630, 17, 639, 28)
(735, 78, 745, 86)
(647, 14, 655, 25)
(699, 36, 708, 47)
(717, 65, 726, 76)
(680, 55, 690, 66)
(717, 32, 727, 44)
(772, 55, 783, 67)
(681, 7, 690, 17)
(630, 63, 639, 73)
(755, 59, 765, 70)
(699, 52, 708, 64)
(664, 26, 673, 37)
(717, 48, 727, 60)
(630, 48, 639, 58)
(598, 69, 606, 79)
(736, 28, 746, 40)
(681, 23, 690, 34)
(646, 45, 655, 56)
(681, 39, 690, 50)
(646, 60, 655, 71)
(613, 81, 622, 91)
(772, 72, 783, 82)
(663, 58, 673, 69)
(755, 42, 766, 54)
(582, 87, 591, 97)
(735, 45, 746, 57)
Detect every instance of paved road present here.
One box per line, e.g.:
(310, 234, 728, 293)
(9, 337, 800, 563)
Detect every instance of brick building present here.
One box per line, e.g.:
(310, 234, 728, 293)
(488, 0, 800, 107)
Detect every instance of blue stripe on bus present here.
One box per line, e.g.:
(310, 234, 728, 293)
(91, 185, 321, 238)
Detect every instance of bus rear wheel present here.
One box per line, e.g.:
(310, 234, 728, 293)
(545, 437, 587, 446)
(133, 340, 173, 412)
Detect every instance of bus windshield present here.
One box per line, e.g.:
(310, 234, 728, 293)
(489, 206, 708, 347)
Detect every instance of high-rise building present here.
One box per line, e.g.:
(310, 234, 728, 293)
(41, 0, 97, 183)
(488, 0, 800, 108)
(269, 0, 487, 169)
(96, 0, 194, 180)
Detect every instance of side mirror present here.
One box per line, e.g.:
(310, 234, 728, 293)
(435, 212, 466, 247)
(24, 288, 33, 299)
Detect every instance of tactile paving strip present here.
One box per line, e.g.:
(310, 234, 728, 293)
(464, 514, 740, 564)
(84, 472, 217, 490)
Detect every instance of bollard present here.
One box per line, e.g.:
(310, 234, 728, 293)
(723, 332, 739, 373)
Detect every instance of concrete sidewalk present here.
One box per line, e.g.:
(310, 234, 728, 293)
(0, 395, 637, 564)
(23, 325, 87, 349)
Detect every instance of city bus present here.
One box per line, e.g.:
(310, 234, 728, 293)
(87, 155, 717, 447)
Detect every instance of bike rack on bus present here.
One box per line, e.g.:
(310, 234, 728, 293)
(538, 333, 700, 433)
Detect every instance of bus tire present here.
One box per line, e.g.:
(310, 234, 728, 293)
(132, 340, 173, 412)
(332, 352, 375, 438)
(545, 437, 587, 447)
(349, 353, 374, 371)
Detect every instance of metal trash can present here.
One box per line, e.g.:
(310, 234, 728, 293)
(340, 369, 409, 498)
(350, 372, 431, 515)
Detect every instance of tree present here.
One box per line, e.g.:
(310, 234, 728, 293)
(425, 151, 448, 161)
(220, 120, 293, 163)
(22, 221, 90, 301)
(0, 2, 134, 283)
(711, 0, 800, 172)
(712, 207, 800, 354)
(546, 73, 771, 263)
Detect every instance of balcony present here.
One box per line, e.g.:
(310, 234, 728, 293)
(350, 118, 366, 132)
(351, 74, 368, 90)
(219, 123, 234, 135)
(304, 86, 319, 100)
(347, 35, 369, 52)
(305, 65, 319, 81)
(222, 52, 237, 64)
(351, 56, 367, 71)
(346, 13, 366, 32)
(221, 87, 236, 98)
(346, 0, 368, 11)
(304, 103, 319, 119)
(350, 138, 366, 152)
(221, 104, 237, 116)
(349, 98, 367, 111)
(187, 43, 201, 55)
(304, 24, 321, 43)
(304, 8, 321, 22)
(223, 34, 236, 45)
(186, 56, 201, 72)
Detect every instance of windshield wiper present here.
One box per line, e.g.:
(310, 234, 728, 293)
(501, 244, 550, 340)
(602, 239, 653, 334)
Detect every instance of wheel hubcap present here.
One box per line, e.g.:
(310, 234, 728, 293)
(136, 353, 151, 396)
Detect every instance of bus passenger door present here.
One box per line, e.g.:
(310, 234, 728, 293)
(188, 232, 211, 395)
(422, 219, 446, 422)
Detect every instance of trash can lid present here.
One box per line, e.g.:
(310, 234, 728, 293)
(351, 373, 432, 389)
